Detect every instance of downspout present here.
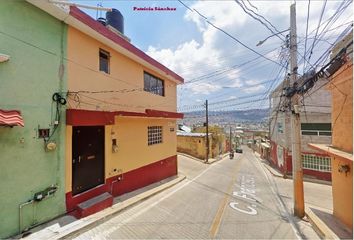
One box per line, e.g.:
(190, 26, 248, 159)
(19, 200, 34, 233)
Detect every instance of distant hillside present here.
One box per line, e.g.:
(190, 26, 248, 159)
(182, 108, 269, 123)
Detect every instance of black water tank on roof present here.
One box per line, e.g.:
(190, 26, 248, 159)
(106, 8, 124, 34)
(97, 17, 107, 26)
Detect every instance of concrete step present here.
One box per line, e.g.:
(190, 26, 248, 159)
(76, 192, 113, 218)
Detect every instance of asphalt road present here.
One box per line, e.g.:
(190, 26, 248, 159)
(74, 147, 319, 239)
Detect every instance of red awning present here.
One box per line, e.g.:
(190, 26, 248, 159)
(0, 109, 24, 127)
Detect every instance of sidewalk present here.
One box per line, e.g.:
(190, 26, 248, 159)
(255, 152, 331, 185)
(19, 174, 186, 239)
(254, 152, 353, 239)
(177, 152, 230, 164)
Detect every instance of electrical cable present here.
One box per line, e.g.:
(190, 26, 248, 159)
(235, 0, 284, 40)
(307, 0, 327, 66)
(303, 0, 311, 75)
(178, 0, 286, 69)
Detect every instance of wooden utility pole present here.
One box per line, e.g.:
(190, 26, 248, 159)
(205, 100, 209, 163)
(290, 3, 305, 218)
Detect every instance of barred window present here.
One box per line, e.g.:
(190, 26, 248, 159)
(148, 126, 163, 146)
(144, 72, 164, 96)
(302, 154, 331, 172)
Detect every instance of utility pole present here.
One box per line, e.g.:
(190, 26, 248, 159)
(290, 3, 304, 218)
(229, 126, 232, 151)
(205, 100, 209, 163)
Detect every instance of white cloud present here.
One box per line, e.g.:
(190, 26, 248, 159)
(146, 0, 351, 106)
(243, 79, 266, 93)
(243, 84, 265, 93)
(185, 82, 222, 95)
(184, 1, 248, 31)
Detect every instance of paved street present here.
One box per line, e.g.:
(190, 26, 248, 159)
(74, 147, 320, 239)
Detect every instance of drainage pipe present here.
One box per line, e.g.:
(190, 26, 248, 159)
(19, 200, 34, 233)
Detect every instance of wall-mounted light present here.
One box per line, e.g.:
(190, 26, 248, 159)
(112, 139, 118, 153)
(338, 164, 350, 176)
(0, 54, 10, 63)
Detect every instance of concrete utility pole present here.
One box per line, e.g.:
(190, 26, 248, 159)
(205, 100, 209, 163)
(290, 3, 305, 218)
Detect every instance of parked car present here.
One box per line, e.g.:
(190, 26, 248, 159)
(235, 147, 243, 153)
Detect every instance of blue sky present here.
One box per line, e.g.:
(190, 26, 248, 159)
(72, 0, 352, 112)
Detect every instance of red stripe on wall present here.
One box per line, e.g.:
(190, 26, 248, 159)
(108, 155, 178, 196)
(66, 155, 177, 212)
(67, 109, 183, 126)
(66, 109, 115, 126)
(146, 109, 184, 119)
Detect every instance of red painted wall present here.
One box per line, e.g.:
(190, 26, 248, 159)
(270, 140, 331, 181)
(66, 155, 177, 212)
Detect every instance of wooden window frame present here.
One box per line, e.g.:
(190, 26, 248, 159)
(99, 48, 110, 74)
(144, 71, 165, 97)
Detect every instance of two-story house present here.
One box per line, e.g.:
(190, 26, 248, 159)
(1, 0, 183, 237)
(59, 5, 183, 217)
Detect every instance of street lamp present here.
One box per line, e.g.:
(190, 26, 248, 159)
(256, 29, 290, 46)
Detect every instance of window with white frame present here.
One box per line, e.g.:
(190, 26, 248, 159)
(148, 126, 163, 145)
(302, 154, 331, 172)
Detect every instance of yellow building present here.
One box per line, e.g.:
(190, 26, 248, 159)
(177, 132, 212, 159)
(26, 3, 184, 217)
(309, 33, 352, 230)
(177, 129, 227, 160)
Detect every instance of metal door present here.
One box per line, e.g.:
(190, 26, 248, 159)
(72, 126, 104, 195)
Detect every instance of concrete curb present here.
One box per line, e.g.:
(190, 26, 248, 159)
(177, 152, 229, 165)
(25, 175, 186, 240)
(255, 154, 332, 186)
(262, 162, 285, 178)
(305, 206, 340, 240)
(177, 152, 205, 163)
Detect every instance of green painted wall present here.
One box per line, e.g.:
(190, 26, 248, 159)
(0, 1, 67, 238)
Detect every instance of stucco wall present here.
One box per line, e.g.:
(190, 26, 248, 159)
(332, 156, 353, 229)
(65, 117, 177, 193)
(177, 135, 212, 160)
(0, 1, 67, 237)
(270, 78, 332, 152)
(270, 78, 332, 181)
(329, 63, 353, 153)
(329, 63, 353, 229)
(67, 26, 177, 113)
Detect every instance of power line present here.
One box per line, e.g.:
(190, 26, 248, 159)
(178, 0, 286, 69)
(301, 0, 352, 71)
(178, 80, 277, 112)
(307, 0, 328, 65)
(235, 0, 284, 40)
(303, 0, 311, 75)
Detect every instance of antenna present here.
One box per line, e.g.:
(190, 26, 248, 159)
(96, 2, 104, 19)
